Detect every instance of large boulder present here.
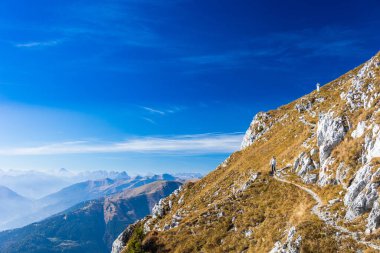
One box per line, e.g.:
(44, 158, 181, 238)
(317, 111, 348, 167)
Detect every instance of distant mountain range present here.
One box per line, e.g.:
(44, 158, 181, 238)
(0, 186, 33, 230)
(0, 169, 201, 199)
(0, 181, 182, 253)
(0, 173, 199, 231)
(0, 169, 132, 199)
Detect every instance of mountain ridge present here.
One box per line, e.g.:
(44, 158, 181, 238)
(0, 181, 182, 253)
(0, 185, 33, 231)
(112, 50, 380, 253)
(1, 174, 193, 231)
(0, 185, 28, 200)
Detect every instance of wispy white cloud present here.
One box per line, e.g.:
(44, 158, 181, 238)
(0, 133, 243, 156)
(15, 40, 62, 48)
(140, 105, 186, 116)
(141, 106, 166, 115)
(141, 117, 157, 124)
(166, 106, 185, 114)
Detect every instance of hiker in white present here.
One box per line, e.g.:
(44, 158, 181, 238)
(270, 156, 276, 175)
(316, 83, 320, 92)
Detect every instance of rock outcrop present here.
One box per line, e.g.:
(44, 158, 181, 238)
(352, 121, 367, 139)
(294, 152, 316, 176)
(295, 98, 313, 113)
(335, 162, 350, 186)
(317, 158, 337, 186)
(367, 200, 380, 234)
(269, 227, 302, 253)
(302, 173, 318, 184)
(364, 124, 380, 163)
(152, 186, 182, 219)
(111, 222, 139, 253)
(233, 172, 259, 195)
(241, 112, 271, 149)
(341, 55, 380, 110)
(293, 152, 319, 184)
(344, 165, 380, 221)
(317, 111, 348, 167)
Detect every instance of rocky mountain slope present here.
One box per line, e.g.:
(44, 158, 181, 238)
(0, 181, 181, 253)
(112, 51, 380, 253)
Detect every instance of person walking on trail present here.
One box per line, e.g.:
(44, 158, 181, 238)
(270, 156, 277, 175)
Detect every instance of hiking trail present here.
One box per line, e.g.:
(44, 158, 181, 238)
(274, 174, 380, 251)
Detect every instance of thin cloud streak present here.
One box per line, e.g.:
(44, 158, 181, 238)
(141, 117, 157, 124)
(15, 40, 62, 48)
(0, 133, 244, 156)
(141, 106, 166, 115)
(140, 105, 186, 115)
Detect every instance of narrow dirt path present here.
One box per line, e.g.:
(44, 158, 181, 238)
(274, 175, 380, 251)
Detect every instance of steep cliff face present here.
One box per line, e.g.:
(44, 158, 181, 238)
(113, 51, 380, 253)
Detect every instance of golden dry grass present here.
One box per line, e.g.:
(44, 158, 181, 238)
(120, 51, 380, 253)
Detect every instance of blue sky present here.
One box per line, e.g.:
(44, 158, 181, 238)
(0, 0, 379, 175)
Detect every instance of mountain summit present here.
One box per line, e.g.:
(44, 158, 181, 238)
(112, 51, 380, 252)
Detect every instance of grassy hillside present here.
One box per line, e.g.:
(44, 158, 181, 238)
(114, 51, 380, 253)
